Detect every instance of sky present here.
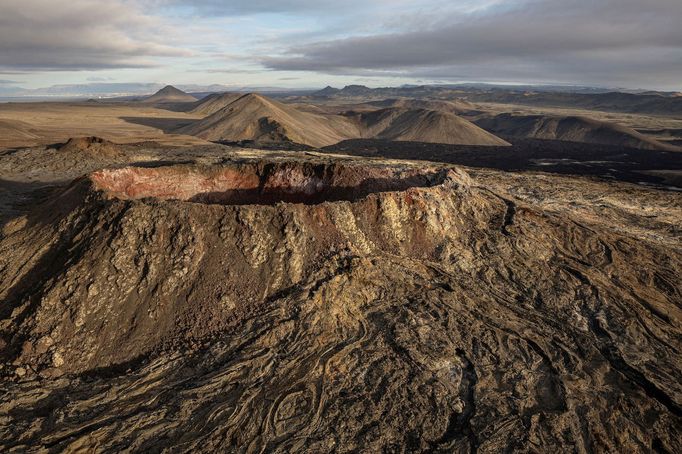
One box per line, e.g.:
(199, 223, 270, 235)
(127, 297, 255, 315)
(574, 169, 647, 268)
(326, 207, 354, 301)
(1, 0, 681, 91)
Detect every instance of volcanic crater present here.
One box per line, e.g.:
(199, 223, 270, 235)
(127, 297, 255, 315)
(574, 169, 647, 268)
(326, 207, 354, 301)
(89, 161, 453, 205)
(2, 159, 474, 376)
(0, 154, 680, 452)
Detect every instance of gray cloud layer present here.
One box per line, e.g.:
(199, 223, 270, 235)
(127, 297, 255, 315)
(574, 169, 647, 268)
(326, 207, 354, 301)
(0, 0, 188, 71)
(157, 0, 391, 15)
(2, 0, 681, 89)
(263, 0, 682, 88)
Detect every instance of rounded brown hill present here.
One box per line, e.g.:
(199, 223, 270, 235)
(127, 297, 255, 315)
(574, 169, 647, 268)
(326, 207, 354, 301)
(180, 93, 356, 147)
(181, 93, 509, 147)
(475, 113, 681, 151)
(351, 107, 510, 146)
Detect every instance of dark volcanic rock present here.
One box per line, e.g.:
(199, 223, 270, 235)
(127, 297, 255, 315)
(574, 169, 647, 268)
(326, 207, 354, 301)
(56, 136, 124, 158)
(0, 157, 680, 453)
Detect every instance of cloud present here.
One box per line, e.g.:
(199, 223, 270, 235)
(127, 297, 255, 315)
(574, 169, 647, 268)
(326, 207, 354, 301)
(0, 0, 190, 71)
(4, 0, 681, 90)
(87, 76, 116, 82)
(262, 0, 682, 88)
(154, 0, 384, 16)
(185, 68, 263, 74)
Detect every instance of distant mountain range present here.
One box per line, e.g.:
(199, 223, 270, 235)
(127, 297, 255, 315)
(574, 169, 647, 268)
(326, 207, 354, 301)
(0, 83, 312, 99)
(2, 82, 681, 118)
(309, 85, 682, 116)
(314, 84, 682, 97)
(2, 81, 680, 101)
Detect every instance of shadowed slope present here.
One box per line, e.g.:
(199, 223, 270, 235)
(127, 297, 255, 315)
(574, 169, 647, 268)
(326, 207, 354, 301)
(180, 93, 358, 147)
(475, 113, 681, 151)
(189, 92, 243, 116)
(356, 108, 510, 146)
